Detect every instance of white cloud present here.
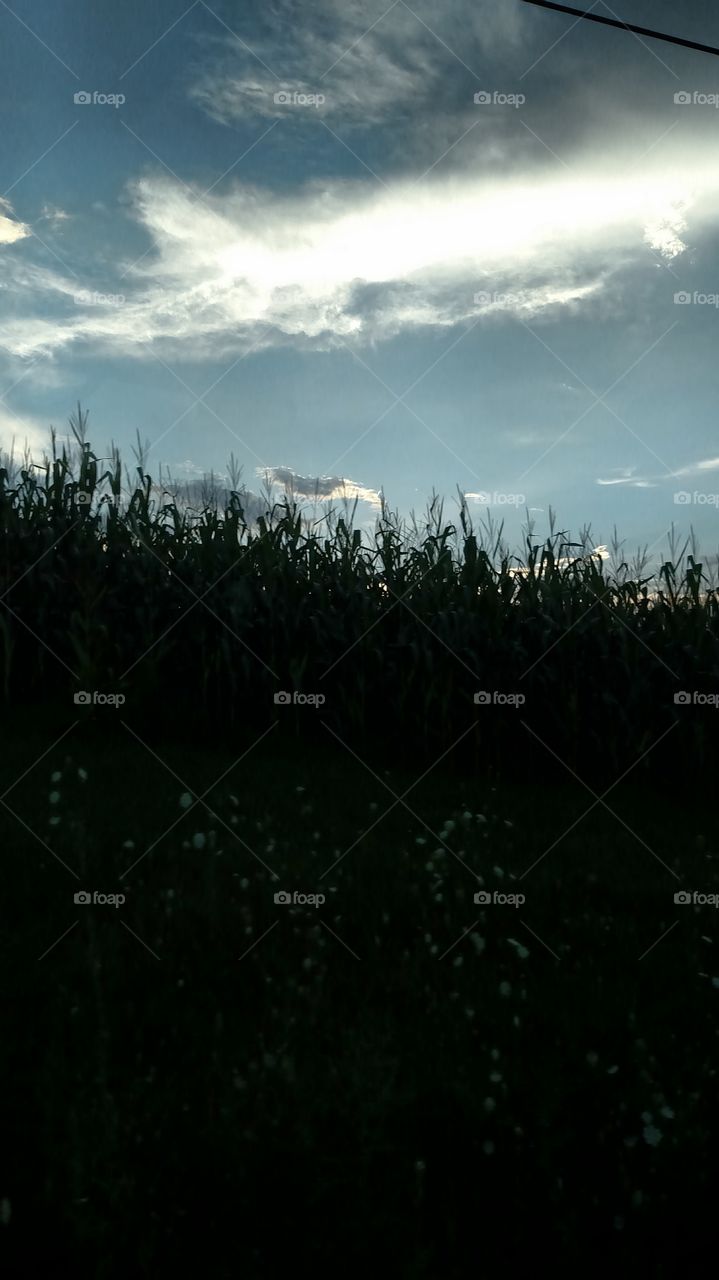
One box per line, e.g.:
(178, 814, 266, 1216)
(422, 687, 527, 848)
(2, 140, 719, 363)
(673, 455, 719, 478)
(38, 204, 72, 225)
(598, 455, 719, 488)
(643, 199, 690, 261)
(0, 197, 30, 246)
(257, 464, 382, 509)
(597, 467, 656, 488)
(0, 406, 54, 460)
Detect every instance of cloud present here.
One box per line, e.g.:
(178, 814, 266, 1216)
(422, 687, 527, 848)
(143, 461, 382, 525)
(0, 197, 30, 246)
(597, 467, 656, 488)
(598, 455, 719, 488)
(643, 199, 691, 260)
(3, 134, 718, 363)
(0, 406, 55, 459)
(38, 204, 71, 225)
(257, 464, 382, 509)
(673, 455, 719, 478)
(190, 0, 525, 135)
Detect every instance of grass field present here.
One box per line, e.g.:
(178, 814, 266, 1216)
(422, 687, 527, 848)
(1, 418, 718, 1275)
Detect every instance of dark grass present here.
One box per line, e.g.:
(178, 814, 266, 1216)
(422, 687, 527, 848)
(1, 717, 718, 1277)
(2, 416, 719, 1274)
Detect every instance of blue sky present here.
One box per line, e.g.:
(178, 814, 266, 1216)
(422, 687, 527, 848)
(2, 0, 719, 560)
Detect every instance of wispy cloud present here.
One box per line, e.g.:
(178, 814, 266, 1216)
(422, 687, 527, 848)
(597, 467, 656, 488)
(190, 0, 524, 137)
(674, 455, 719, 478)
(598, 456, 719, 488)
(0, 197, 30, 246)
(37, 204, 72, 225)
(2, 138, 717, 363)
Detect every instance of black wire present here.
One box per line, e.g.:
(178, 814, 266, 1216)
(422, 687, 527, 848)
(521, 0, 719, 58)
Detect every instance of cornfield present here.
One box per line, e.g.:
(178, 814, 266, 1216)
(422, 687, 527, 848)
(2, 404, 718, 781)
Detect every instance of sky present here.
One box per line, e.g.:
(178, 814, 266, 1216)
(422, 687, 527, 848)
(1, 0, 719, 561)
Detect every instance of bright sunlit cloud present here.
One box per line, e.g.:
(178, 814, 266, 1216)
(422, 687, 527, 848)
(0, 197, 29, 246)
(257, 465, 383, 510)
(3, 140, 719, 363)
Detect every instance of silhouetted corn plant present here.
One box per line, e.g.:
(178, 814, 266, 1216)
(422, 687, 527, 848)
(1, 407, 718, 779)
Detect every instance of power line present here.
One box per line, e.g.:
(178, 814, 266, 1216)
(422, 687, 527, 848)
(521, 1, 719, 58)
